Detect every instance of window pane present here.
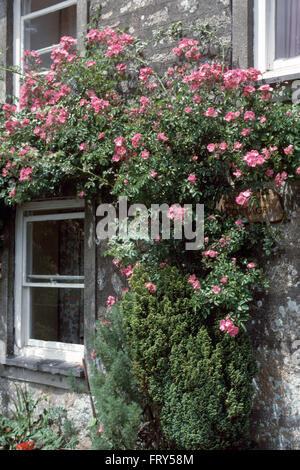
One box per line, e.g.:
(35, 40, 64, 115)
(30, 287, 84, 344)
(36, 50, 53, 70)
(275, 0, 300, 60)
(26, 218, 84, 282)
(23, 5, 77, 52)
(22, 0, 71, 15)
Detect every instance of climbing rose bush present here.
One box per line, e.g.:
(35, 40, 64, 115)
(0, 28, 299, 332)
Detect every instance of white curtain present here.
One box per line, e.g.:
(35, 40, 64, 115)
(275, 0, 300, 59)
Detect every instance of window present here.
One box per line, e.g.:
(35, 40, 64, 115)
(254, 0, 300, 79)
(14, 199, 85, 363)
(13, 0, 78, 97)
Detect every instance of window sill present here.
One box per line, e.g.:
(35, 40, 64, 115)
(262, 65, 300, 83)
(0, 356, 85, 390)
(4, 356, 84, 377)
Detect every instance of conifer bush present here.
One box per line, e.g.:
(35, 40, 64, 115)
(121, 265, 257, 450)
(89, 303, 144, 450)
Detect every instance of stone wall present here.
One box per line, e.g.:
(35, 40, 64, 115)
(0, 377, 93, 449)
(90, 0, 232, 71)
(249, 182, 300, 450)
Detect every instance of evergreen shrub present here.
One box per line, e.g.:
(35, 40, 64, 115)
(121, 265, 257, 450)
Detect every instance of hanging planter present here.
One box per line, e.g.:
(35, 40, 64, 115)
(217, 189, 284, 223)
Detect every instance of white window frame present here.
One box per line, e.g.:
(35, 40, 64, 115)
(14, 199, 85, 363)
(13, 0, 78, 99)
(254, 0, 300, 79)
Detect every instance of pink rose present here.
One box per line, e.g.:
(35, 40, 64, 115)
(106, 296, 116, 307)
(157, 132, 168, 141)
(188, 274, 201, 290)
(90, 351, 96, 360)
(219, 315, 239, 337)
(202, 250, 219, 258)
(241, 128, 253, 136)
(244, 111, 255, 121)
(187, 173, 196, 183)
(145, 282, 156, 293)
(284, 145, 293, 155)
(131, 133, 143, 148)
(233, 141, 242, 151)
(235, 190, 251, 207)
(98, 425, 104, 435)
(265, 169, 274, 178)
(204, 107, 218, 117)
(207, 143, 216, 153)
(167, 205, 185, 221)
(121, 265, 133, 277)
(141, 150, 150, 160)
(233, 169, 242, 178)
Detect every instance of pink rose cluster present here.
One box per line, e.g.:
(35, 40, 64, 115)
(113, 135, 127, 162)
(19, 167, 33, 182)
(187, 173, 196, 183)
(219, 316, 239, 337)
(106, 296, 116, 307)
(207, 141, 229, 154)
(202, 250, 219, 258)
(112, 259, 135, 279)
(235, 190, 251, 207)
(167, 205, 185, 221)
(275, 171, 287, 187)
(243, 150, 265, 167)
(172, 38, 201, 61)
(139, 67, 153, 85)
(121, 265, 133, 278)
(224, 110, 241, 121)
(204, 107, 218, 118)
(85, 28, 135, 57)
(182, 64, 260, 93)
(145, 282, 156, 293)
(188, 274, 201, 290)
(90, 95, 110, 114)
(131, 133, 143, 148)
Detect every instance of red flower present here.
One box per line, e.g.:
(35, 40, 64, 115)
(16, 441, 34, 450)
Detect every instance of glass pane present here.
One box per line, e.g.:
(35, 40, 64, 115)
(26, 218, 84, 282)
(23, 5, 77, 52)
(37, 50, 53, 70)
(30, 287, 84, 344)
(22, 0, 71, 15)
(275, 0, 300, 60)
